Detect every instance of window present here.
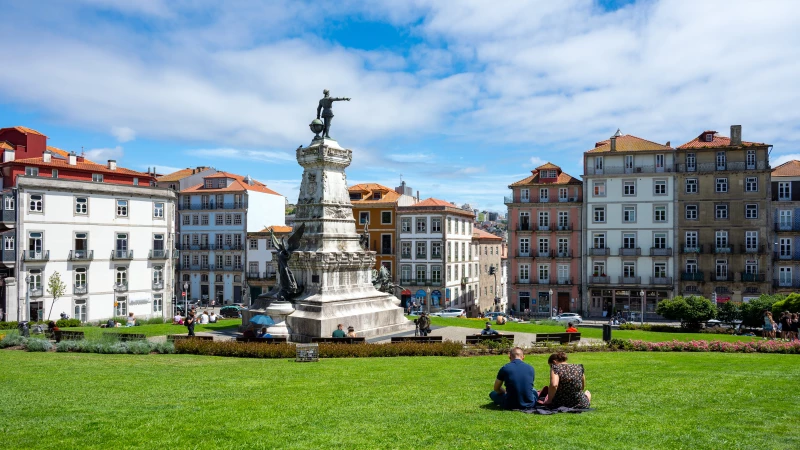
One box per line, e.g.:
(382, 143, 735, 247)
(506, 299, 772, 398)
(685, 205, 698, 220)
(432, 218, 441, 232)
(74, 299, 87, 323)
(73, 197, 88, 215)
(225, 255, 232, 267)
(593, 206, 605, 223)
(115, 233, 128, 256)
(538, 238, 549, 255)
(401, 218, 411, 232)
(4, 195, 14, 211)
(224, 214, 232, 225)
(4, 236, 13, 251)
(654, 262, 667, 278)
(115, 296, 127, 317)
(416, 265, 426, 281)
(133, 178, 139, 186)
(205, 179, 213, 188)
(416, 218, 426, 233)
(778, 182, 791, 200)
(622, 233, 636, 249)
(686, 153, 696, 171)
(685, 259, 697, 274)
(654, 206, 666, 222)
(538, 211, 549, 228)
(715, 260, 728, 279)
(593, 181, 606, 197)
(116, 200, 128, 217)
(716, 151, 726, 170)
(557, 264, 569, 282)
(153, 294, 163, 313)
(215, 214, 223, 225)
(746, 149, 756, 168)
(557, 238, 569, 256)
(115, 267, 127, 287)
(538, 264, 549, 283)
(622, 206, 636, 223)
(27, 232, 43, 258)
(153, 265, 163, 286)
(74, 232, 87, 257)
(685, 231, 698, 249)
(232, 214, 242, 225)
(594, 156, 603, 171)
(625, 155, 634, 171)
(401, 242, 411, 258)
(746, 231, 758, 251)
(520, 189, 530, 201)
(25, 167, 39, 176)
(432, 242, 442, 258)
(28, 269, 42, 291)
(234, 255, 242, 269)
(654, 180, 667, 195)
(74, 267, 87, 289)
(715, 231, 728, 249)
(685, 178, 697, 194)
(559, 188, 568, 201)
(51, 169, 58, 178)
(623, 262, 636, 278)
(592, 262, 605, 277)
(779, 210, 792, 229)
(182, 215, 190, 226)
(593, 233, 605, 249)
(715, 178, 728, 193)
(745, 177, 758, 192)
(416, 242, 427, 259)
(225, 234, 233, 246)
(655, 154, 665, 170)
(249, 239, 258, 250)
(29, 194, 43, 212)
(519, 238, 530, 256)
(653, 233, 667, 249)
(714, 204, 728, 220)
(623, 181, 636, 196)
(349, 192, 361, 201)
(519, 264, 530, 282)
(745, 204, 758, 219)
(192, 215, 200, 225)
(779, 267, 792, 286)
(557, 211, 569, 229)
(779, 238, 792, 257)
(93, 174, 104, 183)
(216, 254, 223, 267)
(149, 202, 163, 218)
(381, 211, 392, 224)
(431, 266, 441, 283)
(356, 211, 368, 224)
(201, 214, 209, 225)
(539, 188, 549, 202)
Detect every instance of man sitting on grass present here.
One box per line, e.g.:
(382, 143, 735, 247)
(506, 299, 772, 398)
(490, 347, 538, 410)
(566, 322, 578, 333)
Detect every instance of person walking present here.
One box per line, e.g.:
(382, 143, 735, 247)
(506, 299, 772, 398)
(186, 312, 196, 336)
(417, 312, 431, 337)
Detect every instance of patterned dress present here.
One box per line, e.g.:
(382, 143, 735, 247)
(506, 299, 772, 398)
(550, 363, 591, 409)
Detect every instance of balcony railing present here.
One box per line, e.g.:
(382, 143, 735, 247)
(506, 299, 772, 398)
(740, 245, 764, 254)
(650, 276, 673, 285)
(68, 250, 93, 261)
(514, 277, 531, 284)
(740, 273, 766, 282)
(112, 250, 134, 260)
(537, 251, 553, 258)
(149, 249, 169, 259)
(516, 250, 532, 258)
(178, 202, 248, 211)
(114, 283, 128, 292)
(681, 272, 704, 281)
(774, 252, 794, 261)
(73, 285, 87, 295)
(556, 223, 573, 231)
(711, 274, 732, 282)
(30, 286, 43, 297)
(24, 250, 50, 262)
(381, 248, 393, 255)
(589, 248, 609, 256)
(152, 281, 164, 290)
(398, 279, 442, 286)
(431, 253, 442, 259)
(690, 161, 767, 172)
(556, 250, 573, 258)
(556, 278, 573, 285)
(619, 247, 641, 256)
(681, 246, 702, 254)
(618, 276, 641, 284)
(774, 223, 800, 232)
(401, 253, 412, 260)
(773, 279, 800, 289)
(535, 224, 550, 232)
(650, 247, 672, 256)
(515, 223, 533, 232)
(713, 246, 732, 254)
(589, 276, 610, 284)
(585, 165, 670, 175)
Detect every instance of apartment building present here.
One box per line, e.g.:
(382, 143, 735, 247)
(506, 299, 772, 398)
(13, 177, 175, 322)
(506, 162, 582, 316)
(155, 167, 217, 191)
(348, 182, 416, 280)
(177, 172, 284, 305)
(675, 126, 772, 303)
(396, 198, 478, 315)
(245, 225, 291, 299)
(769, 160, 799, 293)
(583, 133, 676, 319)
(474, 228, 503, 313)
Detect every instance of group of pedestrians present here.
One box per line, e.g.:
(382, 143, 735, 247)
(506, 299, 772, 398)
(765, 310, 798, 340)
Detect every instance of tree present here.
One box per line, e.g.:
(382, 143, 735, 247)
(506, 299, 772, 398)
(716, 301, 741, 328)
(771, 293, 800, 316)
(46, 271, 67, 321)
(740, 294, 781, 328)
(655, 295, 715, 328)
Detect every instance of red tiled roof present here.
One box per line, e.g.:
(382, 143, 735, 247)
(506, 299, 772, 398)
(587, 134, 673, 153)
(0, 142, 13, 151)
(473, 228, 502, 241)
(535, 162, 560, 171)
(772, 160, 800, 177)
(261, 225, 292, 233)
(11, 156, 152, 177)
(677, 131, 766, 149)
(414, 198, 457, 207)
(157, 167, 211, 182)
(182, 172, 281, 196)
(1, 126, 45, 136)
(348, 183, 401, 204)
(509, 171, 582, 187)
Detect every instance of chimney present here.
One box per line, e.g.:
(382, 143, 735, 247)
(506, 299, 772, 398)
(665, 141, 670, 147)
(416, 190, 420, 202)
(730, 125, 742, 146)
(108, 160, 117, 171)
(43, 152, 51, 163)
(610, 136, 616, 152)
(3, 149, 14, 162)
(68, 152, 77, 166)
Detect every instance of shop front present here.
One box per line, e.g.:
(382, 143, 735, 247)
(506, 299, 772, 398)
(589, 289, 669, 320)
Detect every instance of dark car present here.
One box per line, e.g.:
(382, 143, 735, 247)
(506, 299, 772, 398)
(220, 305, 245, 318)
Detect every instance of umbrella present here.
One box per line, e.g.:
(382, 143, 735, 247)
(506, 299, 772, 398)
(249, 315, 275, 326)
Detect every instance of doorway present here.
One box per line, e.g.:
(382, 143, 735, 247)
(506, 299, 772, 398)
(558, 293, 570, 313)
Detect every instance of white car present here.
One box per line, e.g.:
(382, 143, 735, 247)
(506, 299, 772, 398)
(550, 313, 583, 324)
(431, 308, 466, 318)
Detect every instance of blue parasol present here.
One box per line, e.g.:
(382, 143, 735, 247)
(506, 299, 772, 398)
(249, 315, 275, 326)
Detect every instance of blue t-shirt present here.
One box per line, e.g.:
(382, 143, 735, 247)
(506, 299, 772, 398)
(496, 359, 538, 409)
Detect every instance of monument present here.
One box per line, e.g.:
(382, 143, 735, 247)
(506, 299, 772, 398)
(248, 90, 412, 341)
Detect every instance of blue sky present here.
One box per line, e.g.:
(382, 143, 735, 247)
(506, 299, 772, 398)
(1, 0, 799, 212)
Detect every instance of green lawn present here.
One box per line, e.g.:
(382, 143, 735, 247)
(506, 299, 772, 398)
(0, 351, 797, 449)
(427, 316, 761, 343)
(59, 319, 241, 338)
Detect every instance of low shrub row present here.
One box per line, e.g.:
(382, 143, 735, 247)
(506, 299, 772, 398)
(610, 338, 800, 354)
(618, 323, 684, 332)
(55, 319, 82, 328)
(56, 340, 174, 354)
(174, 340, 464, 358)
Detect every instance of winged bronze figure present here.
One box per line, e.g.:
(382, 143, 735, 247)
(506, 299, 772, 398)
(269, 223, 305, 301)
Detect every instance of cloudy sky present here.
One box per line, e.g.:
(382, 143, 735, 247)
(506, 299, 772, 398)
(1, 0, 798, 212)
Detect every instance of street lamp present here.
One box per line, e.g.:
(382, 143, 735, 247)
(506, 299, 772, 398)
(549, 288, 554, 319)
(24, 275, 31, 322)
(183, 282, 189, 315)
(640, 289, 646, 325)
(426, 287, 431, 313)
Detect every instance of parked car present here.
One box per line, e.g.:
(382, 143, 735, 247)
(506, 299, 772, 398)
(431, 308, 466, 318)
(220, 305, 246, 318)
(550, 313, 583, 324)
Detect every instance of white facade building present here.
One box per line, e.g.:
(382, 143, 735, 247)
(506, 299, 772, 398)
(245, 226, 291, 299)
(15, 177, 176, 322)
(583, 133, 676, 319)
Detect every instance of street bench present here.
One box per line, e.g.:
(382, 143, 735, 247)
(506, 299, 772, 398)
(103, 333, 147, 341)
(465, 334, 515, 345)
(311, 337, 366, 344)
(390, 336, 443, 344)
(168, 335, 214, 342)
(534, 332, 581, 344)
(55, 331, 85, 343)
(236, 337, 288, 344)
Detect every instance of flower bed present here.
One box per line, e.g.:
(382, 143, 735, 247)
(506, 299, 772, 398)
(610, 338, 800, 354)
(174, 340, 464, 358)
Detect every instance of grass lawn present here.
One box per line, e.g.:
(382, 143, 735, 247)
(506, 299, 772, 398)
(1, 351, 798, 449)
(58, 319, 241, 339)
(427, 317, 761, 343)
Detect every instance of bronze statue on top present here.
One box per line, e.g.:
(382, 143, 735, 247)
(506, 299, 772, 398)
(269, 223, 306, 301)
(316, 89, 350, 139)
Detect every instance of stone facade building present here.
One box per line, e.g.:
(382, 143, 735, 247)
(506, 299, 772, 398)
(473, 228, 503, 313)
(675, 126, 772, 303)
(769, 160, 800, 293)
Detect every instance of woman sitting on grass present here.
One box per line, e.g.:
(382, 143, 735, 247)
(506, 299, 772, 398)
(538, 352, 591, 409)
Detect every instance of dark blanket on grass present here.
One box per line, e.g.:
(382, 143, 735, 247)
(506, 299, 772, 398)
(517, 406, 594, 415)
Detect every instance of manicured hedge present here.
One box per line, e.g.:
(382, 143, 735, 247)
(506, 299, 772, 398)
(610, 338, 800, 354)
(174, 340, 464, 358)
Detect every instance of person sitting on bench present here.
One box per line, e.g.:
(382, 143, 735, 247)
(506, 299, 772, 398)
(258, 327, 272, 338)
(332, 324, 346, 338)
(565, 322, 578, 333)
(481, 322, 499, 336)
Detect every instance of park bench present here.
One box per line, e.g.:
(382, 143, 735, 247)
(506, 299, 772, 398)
(534, 332, 581, 344)
(54, 331, 85, 343)
(465, 334, 515, 345)
(235, 337, 288, 344)
(390, 336, 443, 344)
(103, 333, 147, 342)
(168, 335, 214, 342)
(311, 337, 366, 344)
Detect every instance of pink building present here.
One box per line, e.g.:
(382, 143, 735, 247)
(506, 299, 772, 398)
(505, 162, 583, 316)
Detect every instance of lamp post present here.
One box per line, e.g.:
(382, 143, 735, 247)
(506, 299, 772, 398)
(426, 287, 431, 313)
(640, 289, 646, 325)
(549, 288, 554, 319)
(183, 282, 189, 316)
(24, 275, 31, 322)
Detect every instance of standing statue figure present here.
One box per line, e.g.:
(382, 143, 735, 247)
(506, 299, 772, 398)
(269, 223, 306, 301)
(372, 265, 402, 294)
(359, 222, 370, 251)
(317, 89, 351, 139)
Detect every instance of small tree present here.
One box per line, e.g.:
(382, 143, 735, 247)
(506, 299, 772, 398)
(656, 295, 715, 328)
(771, 293, 800, 316)
(45, 271, 67, 321)
(740, 294, 781, 328)
(716, 301, 741, 329)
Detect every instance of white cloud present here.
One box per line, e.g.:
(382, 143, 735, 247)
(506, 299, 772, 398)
(146, 164, 183, 175)
(111, 126, 136, 143)
(771, 153, 800, 167)
(191, 148, 296, 163)
(84, 145, 123, 161)
(387, 153, 434, 163)
(529, 156, 546, 166)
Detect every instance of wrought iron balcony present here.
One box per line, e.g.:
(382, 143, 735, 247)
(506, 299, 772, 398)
(650, 276, 673, 285)
(711, 274, 732, 282)
(740, 273, 765, 282)
(73, 285, 88, 295)
(69, 250, 93, 261)
(29, 286, 43, 297)
(619, 247, 641, 256)
(23, 250, 49, 262)
(713, 246, 732, 254)
(149, 249, 169, 259)
(152, 281, 164, 290)
(401, 252, 412, 260)
(537, 251, 554, 258)
(740, 245, 764, 255)
(516, 250, 532, 258)
(535, 224, 550, 232)
(774, 252, 794, 261)
(515, 224, 533, 232)
(682, 246, 702, 254)
(589, 276, 610, 284)
(681, 272, 704, 281)
(589, 248, 609, 256)
(114, 282, 128, 292)
(556, 223, 573, 232)
(650, 247, 672, 256)
(618, 276, 641, 284)
(111, 250, 134, 260)
(773, 279, 800, 289)
(585, 165, 670, 175)
(556, 250, 573, 258)
(774, 223, 800, 232)
(556, 278, 573, 285)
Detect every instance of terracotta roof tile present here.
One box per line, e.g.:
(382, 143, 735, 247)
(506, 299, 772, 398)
(11, 156, 152, 177)
(181, 171, 282, 196)
(0, 141, 13, 151)
(587, 134, 673, 153)
(509, 171, 582, 187)
(472, 228, 502, 240)
(414, 198, 458, 207)
(261, 225, 292, 233)
(772, 160, 800, 177)
(677, 131, 766, 149)
(535, 162, 560, 171)
(349, 183, 401, 204)
(204, 171, 238, 179)
(4, 126, 45, 136)
(156, 167, 211, 182)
